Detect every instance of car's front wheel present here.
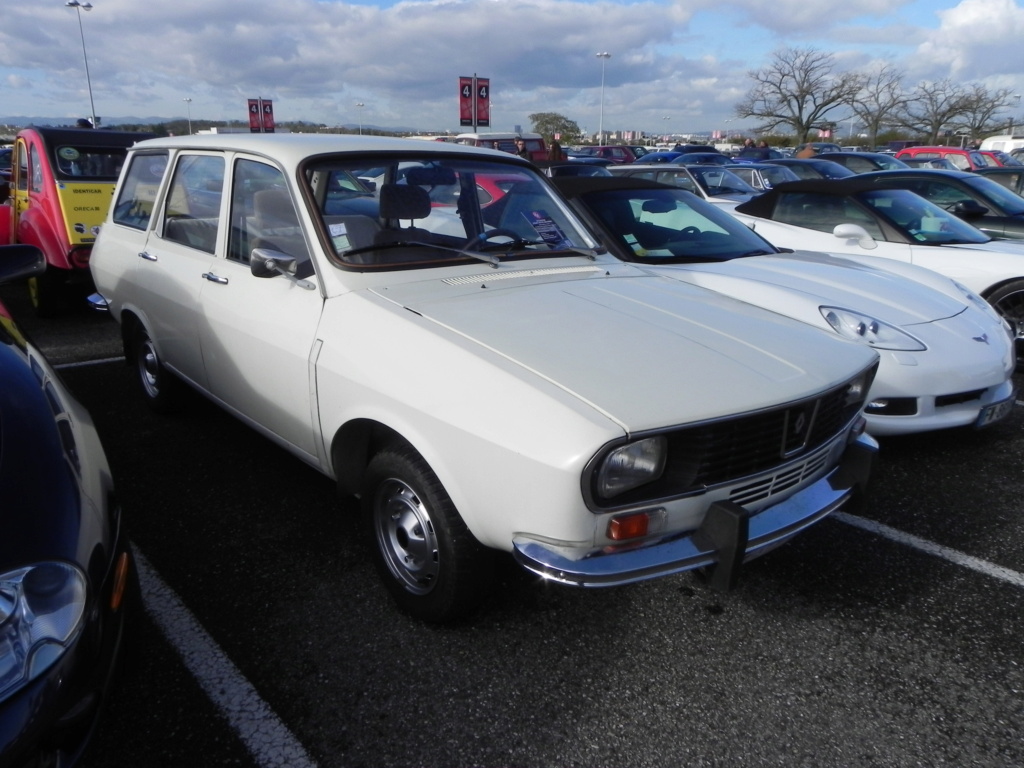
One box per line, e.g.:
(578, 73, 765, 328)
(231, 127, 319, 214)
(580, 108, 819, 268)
(132, 327, 181, 413)
(363, 444, 494, 622)
(987, 279, 1024, 347)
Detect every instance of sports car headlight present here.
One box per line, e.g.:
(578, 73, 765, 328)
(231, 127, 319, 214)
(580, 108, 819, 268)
(821, 307, 926, 351)
(0, 562, 87, 701)
(596, 436, 667, 499)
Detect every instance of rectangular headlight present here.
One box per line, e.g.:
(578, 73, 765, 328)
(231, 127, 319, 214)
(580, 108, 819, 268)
(596, 436, 667, 498)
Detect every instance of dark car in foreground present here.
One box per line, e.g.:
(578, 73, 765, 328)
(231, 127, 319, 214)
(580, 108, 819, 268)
(0, 245, 132, 767)
(857, 168, 1024, 239)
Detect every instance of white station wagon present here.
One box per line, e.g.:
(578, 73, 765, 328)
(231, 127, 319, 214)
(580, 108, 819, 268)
(89, 134, 879, 621)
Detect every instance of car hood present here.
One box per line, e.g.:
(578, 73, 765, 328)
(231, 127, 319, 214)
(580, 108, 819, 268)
(644, 251, 968, 327)
(0, 338, 87, 568)
(370, 265, 876, 431)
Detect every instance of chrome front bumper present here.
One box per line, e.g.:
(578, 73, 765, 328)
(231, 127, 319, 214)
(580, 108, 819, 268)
(512, 432, 877, 590)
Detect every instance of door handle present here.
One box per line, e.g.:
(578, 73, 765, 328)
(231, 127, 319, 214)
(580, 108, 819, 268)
(138, 251, 157, 261)
(202, 272, 229, 285)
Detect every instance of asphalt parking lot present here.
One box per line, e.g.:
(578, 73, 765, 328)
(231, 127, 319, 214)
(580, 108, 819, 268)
(6, 283, 1024, 768)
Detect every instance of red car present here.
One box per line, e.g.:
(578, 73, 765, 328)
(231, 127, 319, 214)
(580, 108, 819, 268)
(895, 145, 989, 171)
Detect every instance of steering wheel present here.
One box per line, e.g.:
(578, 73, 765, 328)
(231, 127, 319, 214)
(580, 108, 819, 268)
(467, 228, 528, 250)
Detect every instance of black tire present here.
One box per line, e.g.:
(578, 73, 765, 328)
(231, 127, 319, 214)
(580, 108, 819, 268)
(362, 444, 494, 622)
(986, 279, 1024, 348)
(132, 327, 181, 414)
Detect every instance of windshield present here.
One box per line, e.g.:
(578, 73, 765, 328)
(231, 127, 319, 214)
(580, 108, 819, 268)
(304, 154, 598, 268)
(963, 174, 1024, 215)
(578, 186, 777, 263)
(687, 167, 758, 196)
(859, 188, 991, 245)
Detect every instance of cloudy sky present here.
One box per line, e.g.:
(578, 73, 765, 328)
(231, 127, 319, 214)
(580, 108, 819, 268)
(1, 0, 1022, 137)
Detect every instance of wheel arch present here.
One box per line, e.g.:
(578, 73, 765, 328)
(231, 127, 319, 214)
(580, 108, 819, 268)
(330, 418, 411, 497)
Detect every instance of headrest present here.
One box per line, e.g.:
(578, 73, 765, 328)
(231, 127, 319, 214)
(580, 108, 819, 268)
(379, 184, 431, 221)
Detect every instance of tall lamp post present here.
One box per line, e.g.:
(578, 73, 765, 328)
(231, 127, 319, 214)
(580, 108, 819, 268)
(596, 52, 611, 143)
(356, 102, 364, 135)
(66, 0, 97, 129)
(183, 97, 193, 135)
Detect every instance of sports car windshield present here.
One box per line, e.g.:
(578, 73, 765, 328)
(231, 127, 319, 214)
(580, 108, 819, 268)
(304, 154, 598, 268)
(687, 167, 758, 196)
(858, 188, 992, 244)
(578, 187, 777, 263)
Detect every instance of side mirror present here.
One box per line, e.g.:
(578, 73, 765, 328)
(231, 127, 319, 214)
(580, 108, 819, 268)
(832, 223, 878, 250)
(951, 199, 989, 218)
(0, 244, 46, 284)
(250, 247, 298, 278)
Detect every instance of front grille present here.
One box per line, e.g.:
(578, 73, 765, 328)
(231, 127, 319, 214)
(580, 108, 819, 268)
(589, 371, 870, 510)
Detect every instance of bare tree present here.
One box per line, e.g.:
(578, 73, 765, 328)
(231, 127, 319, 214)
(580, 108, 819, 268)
(953, 84, 1021, 142)
(735, 47, 864, 141)
(897, 79, 969, 143)
(849, 64, 907, 148)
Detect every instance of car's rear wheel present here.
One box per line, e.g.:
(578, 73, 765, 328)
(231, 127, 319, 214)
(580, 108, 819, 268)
(363, 444, 494, 622)
(133, 328, 181, 413)
(987, 279, 1024, 348)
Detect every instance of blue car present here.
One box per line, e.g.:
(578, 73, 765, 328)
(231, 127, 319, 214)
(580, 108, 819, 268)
(0, 245, 133, 767)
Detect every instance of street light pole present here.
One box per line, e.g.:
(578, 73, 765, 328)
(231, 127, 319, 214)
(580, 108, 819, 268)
(66, 0, 97, 129)
(596, 52, 611, 143)
(356, 102, 364, 135)
(183, 97, 192, 135)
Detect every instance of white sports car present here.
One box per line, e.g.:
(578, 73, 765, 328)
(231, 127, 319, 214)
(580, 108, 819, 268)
(553, 176, 1017, 437)
(87, 135, 880, 622)
(729, 178, 1024, 348)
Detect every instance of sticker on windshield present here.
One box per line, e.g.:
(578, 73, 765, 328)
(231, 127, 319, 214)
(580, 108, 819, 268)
(328, 221, 351, 251)
(522, 210, 571, 248)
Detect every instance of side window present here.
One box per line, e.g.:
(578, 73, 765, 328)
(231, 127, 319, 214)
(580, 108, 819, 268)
(112, 151, 168, 230)
(161, 155, 224, 253)
(227, 159, 311, 273)
(15, 143, 28, 192)
(945, 154, 971, 170)
(30, 145, 43, 193)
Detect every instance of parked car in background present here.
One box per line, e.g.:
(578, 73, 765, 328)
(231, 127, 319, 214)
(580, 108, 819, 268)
(727, 162, 800, 192)
(540, 162, 613, 178)
(570, 145, 638, 164)
(553, 176, 1016, 435)
(979, 134, 1024, 154)
(823, 152, 911, 173)
(611, 163, 758, 203)
(764, 157, 856, 180)
(672, 152, 735, 166)
(0, 146, 11, 200)
(974, 166, 1024, 196)
(1, 126, 153, 315)
(89, 134, 880, 620)
(856, 168, 1024, 239)
(627, 146, 650, 159)
(629, 151, 681, 163)
(900, 157, 960, 170)
(980, 150, 1022, 167)
(453, 132, 547, 162)
(792, 142, 842, 155)
(731, 178, 1024, 346)
(894, 146, 989, 171)
(0, 244, 133, 768)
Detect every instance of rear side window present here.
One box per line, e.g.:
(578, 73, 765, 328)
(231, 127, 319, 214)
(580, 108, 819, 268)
(112, 151, 168, 230)
(161, 154, 225, 253)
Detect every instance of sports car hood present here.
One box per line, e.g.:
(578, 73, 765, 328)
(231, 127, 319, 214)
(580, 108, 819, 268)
(0, 338, 86, 568)
(371, 264, 877, 431)
(646, 251, 968, 327)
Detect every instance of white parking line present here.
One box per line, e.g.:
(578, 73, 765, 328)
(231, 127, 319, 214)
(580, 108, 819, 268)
(133, 548, 319, 768)
(833, 511, 1024, 588)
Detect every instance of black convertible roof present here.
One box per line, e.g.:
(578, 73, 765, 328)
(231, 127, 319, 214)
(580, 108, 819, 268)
(733, 178, 903, 218)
